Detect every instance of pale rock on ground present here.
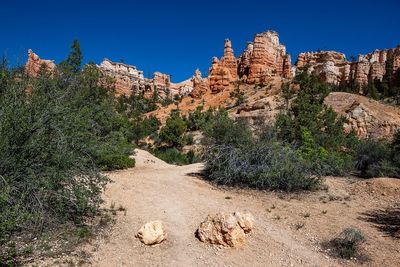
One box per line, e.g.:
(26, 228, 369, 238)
(196, 212, 253, 248)
(136, 220, 167, 245)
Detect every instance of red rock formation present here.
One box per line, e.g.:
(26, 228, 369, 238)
(219, 39, 238, 79)
(246, 31, 292, 84)
(170, 78, 193, 96)
(208, 39, 238, 93)
(208, 57, 235, 93)
(238, 42, 253, 82)
(190, 69, 209, 98)
(295, 45, 400, 91)
(25, 49, 56, 77)
(153, 72, 171, 89)
(207, 32, 292, 95)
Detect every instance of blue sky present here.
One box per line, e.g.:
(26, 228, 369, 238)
(1, 0, 399, 81)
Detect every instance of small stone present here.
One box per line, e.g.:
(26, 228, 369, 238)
(196, 211, 255, 248)
(136, 220, 167, 245)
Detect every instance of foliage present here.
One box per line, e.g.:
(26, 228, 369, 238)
(96, 153, 135, 171)
(204, 141, 321, 192)
(186, 105, 216, 131)
(159, 112, 188, 148)
(330, 228, 366, 259)
(230, 85, 246, 106)
(0, 40, 135, 252)
(0, 70, 109, 240)
(202, 114, 322, 191)
(297, 128, 353, 176)
(275, 73, 356, 176)
(59, 39, 83, 74)
(152, 148, 199, 165)
(117, 91, 158, 117)
(131, 115, 161, 144)
(202, 109, 253, 147)
(355, 138, 400, 178)
(68, 63, 135, 171)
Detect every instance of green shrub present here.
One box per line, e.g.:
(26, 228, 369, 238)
(131, 115, 161, 143)
(0, 70, 109, 238)
(96, 154, 135, 171)
(355, 139, 399, 177)
(297, 128, 353, 176)
(0, 41, 135, 252)
(186, 105, 209, 131)
(230, 86, 246, 106)
(202, 109, 253, 147)
(153, 148, 198, 165)
(204, 142, 321, 192)
(275, 73, 356, 176)
(330, 228, 366, 259)
(159, 112, 188, 147)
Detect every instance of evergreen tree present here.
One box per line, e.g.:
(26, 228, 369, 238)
(275, 73, 354, 175)
(159, 112, 188, 148)
(59, 39, 83, 74)
(276, 72, 352, 153)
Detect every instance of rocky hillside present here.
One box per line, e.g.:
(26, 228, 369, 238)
(325, 92, 400, 138)
(296, 47, 400, 92)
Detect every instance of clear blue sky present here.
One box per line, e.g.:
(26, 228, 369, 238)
(1, 0, 399, 81)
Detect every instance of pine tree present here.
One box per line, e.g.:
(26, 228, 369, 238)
(60, 39, 83, 74)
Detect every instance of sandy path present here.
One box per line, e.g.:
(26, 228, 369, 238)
(87, 149, 336, 267)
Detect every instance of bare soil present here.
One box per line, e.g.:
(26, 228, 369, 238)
(34, 149, 400, 266)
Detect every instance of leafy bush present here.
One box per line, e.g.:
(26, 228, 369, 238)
(230, 86, 246, 106)
(330, 228, 366, 259)
(297, 128, 353, 176)
(202, 109, 253, 147)
(355, 139, 399, 177)
(159, 112, 188, 147)
(0, 41, 135, 251)
(96, 154, 135, 171)
(186, 105, 214, 131)
(66, 64, 135, 170)
(131, 115, 161, 144)
(201, 108, 321, 191)
(153, 148, 198, 165)
(276, 73, 356, 176)
(0, 70, 109, 239)
(204, 142, 321, 192)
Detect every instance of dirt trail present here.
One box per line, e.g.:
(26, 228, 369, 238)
(87, 149, 336, 267)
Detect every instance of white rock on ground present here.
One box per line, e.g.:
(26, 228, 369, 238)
(136, 220, 167, 245)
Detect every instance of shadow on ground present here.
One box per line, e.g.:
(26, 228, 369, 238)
(359, 205, 400, 239)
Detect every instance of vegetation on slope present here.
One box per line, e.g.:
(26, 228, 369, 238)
(0, 41, 134, 263)
(202, 72, 400, 191)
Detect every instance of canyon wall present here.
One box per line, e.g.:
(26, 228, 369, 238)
(98, 59, 146, 96)
(23, 33, 400, 139)
(97, 58, 193, 98)
(295, 46, 400, 91)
